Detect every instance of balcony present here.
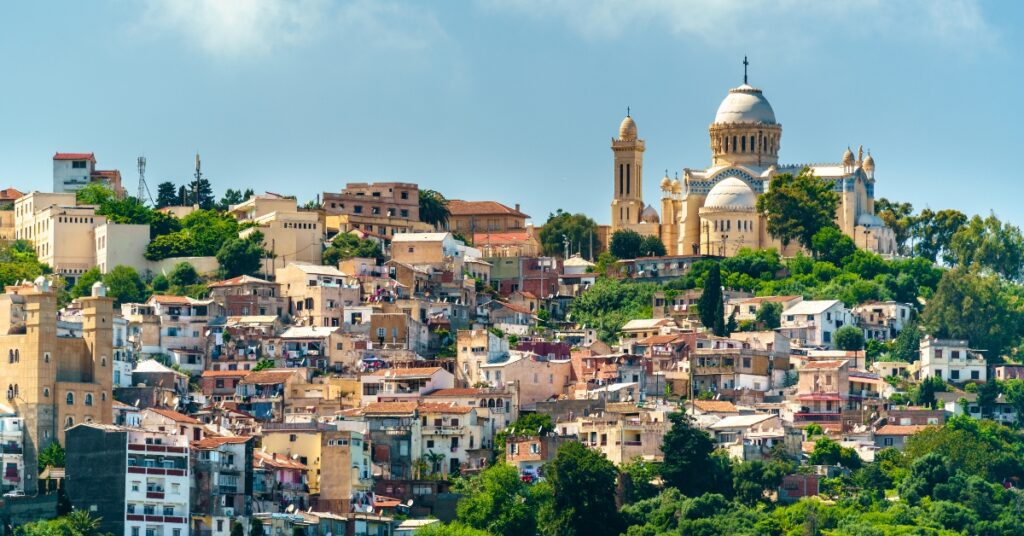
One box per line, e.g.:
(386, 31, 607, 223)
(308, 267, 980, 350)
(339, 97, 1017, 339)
(422, 426, 463, 436)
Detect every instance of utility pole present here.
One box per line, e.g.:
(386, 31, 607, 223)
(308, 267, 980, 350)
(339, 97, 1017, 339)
(193, 153, 202, 207)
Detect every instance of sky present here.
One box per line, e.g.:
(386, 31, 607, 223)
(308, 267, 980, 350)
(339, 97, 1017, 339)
(1, 0, 1022, 227)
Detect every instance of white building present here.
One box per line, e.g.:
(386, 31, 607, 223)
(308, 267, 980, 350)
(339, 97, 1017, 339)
(0, 407, 24, 496)
(917, 336, 987, 383)
(359, 367, 455, 405)
(780, 300, 854, 349)
(852, 301, 913, 341)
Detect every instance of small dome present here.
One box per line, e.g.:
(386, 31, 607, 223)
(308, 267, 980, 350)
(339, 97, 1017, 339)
(671, 179, 682, 193)
(704, 177, 756, 210)
(660, 174, 671, 190)
(91, 281, 107, 297)
(640, 205, 660, 224)
(857, 213, 883, 227)
(842, 147, 854, 166)
(714, 85, 776, 124)
(863, 153, 875, 171)
(619, 115, 638, 140)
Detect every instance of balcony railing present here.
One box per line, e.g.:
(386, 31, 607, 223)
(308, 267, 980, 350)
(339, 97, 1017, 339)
(422, 426, 463, 436)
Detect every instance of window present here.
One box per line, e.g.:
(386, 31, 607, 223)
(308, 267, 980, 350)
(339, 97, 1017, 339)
(131, 481, 140, 492)
(84, 393, 93, 406)
(950, 370, 960, 380)
(971, 370, 980, 380)
(401, 191, 409, 200)
(43, 388, 49, 397)
(883, 437, 893, 447)
(163, 506, 174, 516)
(131, 528, 140, 536)
(426, 440, 434, 448)
(66, 393, 74, 405)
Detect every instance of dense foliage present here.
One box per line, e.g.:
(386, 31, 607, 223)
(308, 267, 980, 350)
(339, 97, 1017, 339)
(755, 168, 839, 250)
(322, 232, 383, 265)
(538, 209, 600, 258)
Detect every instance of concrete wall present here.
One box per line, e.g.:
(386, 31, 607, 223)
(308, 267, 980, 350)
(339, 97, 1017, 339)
(149, 256, 220, 276)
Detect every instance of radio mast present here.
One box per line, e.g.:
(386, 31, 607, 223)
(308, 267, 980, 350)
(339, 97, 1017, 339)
(136, 156, 154, 205)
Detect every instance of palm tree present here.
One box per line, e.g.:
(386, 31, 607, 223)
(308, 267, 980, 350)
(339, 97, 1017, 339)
(66, 510, 102, 536)
(418, 190, 450, 229)
(425, 450, 446, 478)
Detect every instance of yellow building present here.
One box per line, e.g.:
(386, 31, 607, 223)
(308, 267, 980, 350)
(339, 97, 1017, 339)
(262, 427, 324, 494)
(0, 279, 114, 493)
(608, 62, 895, 257)
(230, 193, 323, 276)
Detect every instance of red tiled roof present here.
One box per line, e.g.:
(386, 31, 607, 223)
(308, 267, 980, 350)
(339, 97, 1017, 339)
(146, 407, 200, 424)
(876, 424, 931, 436)
(201, 370, 251, 378)
(240, 369, 299, 385)
(448, 200, 529, 218)
(743, 295, 801, 304)
(637, 334, 686, 345)
(495, 301, 532, 315)
(255, 450, 308, 470)
(150, 295, 192, 305)
(366, 367, 443, 378)
(694, 400, 738, 413)
(801, 360, 846, 370)
(427, 388, 488, 397)
(207, 274, 275, 288)
(472, 231, 533, 244)
(361, 402, 419, 415)
(418, 402, 473, 414)
(0, 188, 24, 201)
(192, 436, 251, 449)
(53, 152, 95, 161)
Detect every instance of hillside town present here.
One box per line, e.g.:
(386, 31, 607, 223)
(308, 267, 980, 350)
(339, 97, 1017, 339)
(1, 65, 1024, 536)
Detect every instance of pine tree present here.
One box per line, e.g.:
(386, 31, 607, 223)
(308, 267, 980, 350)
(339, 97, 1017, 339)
(155, 182, 177, 208)
(699, 263, 723, 332)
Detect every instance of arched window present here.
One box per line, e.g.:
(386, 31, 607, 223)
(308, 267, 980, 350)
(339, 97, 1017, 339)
(7, 350, 12, 364)
(101, 357, 107, 367)
(741, 136, 746, 152)
(750, 136, 755, 152)
(43, 388, 49, 397)
(15, 349, 19, 363)
(65, 417, 73, 428)
(732, 136, 737, 152)
(85, 393, 94, 406)
(66, 392, 74, 405)
(44, 352, 50, 363)
(101, 392, 107, 401)
(13, 385, 17, 396)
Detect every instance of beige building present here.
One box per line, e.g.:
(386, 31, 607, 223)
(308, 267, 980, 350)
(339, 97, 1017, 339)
(15, 192, 107, 282)
(94, 223, 150, 274)
(323, 182, 429, 239)
(608, 67, 894, 256)
(276, 263, 360, 328)
(0, 280, 114, 493)
(230, 193, 323, 275)
(444, 200, 529, 235)
(0, 188, 24, 242)
(318, 425, 372, 513)
(478, 352, 572, 406)
(390, 233, 462, 268)
(570, 406, 669, 464)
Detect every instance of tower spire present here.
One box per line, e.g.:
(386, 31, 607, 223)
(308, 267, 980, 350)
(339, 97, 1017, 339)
(743, 55, 749, 84)
(627, 106, 630, 117)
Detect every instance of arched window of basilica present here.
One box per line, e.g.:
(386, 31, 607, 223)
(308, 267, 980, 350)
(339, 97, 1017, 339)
(741, 136, 746, 152)
(732, 136, 737, 152)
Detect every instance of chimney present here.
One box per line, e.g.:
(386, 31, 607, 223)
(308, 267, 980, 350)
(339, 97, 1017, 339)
(515, 203, 520, 213)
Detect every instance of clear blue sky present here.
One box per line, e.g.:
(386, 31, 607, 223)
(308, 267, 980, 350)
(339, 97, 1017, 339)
(1, 0, 1021, 226)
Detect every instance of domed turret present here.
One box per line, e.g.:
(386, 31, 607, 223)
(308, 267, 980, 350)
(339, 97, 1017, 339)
(619, 115, 638, 141)
(640, 204, 660, 224)
(708, 68, 782, 168)
(842, 147, 854, 167)
(671, 178, 682, 194)
(660, 172, 671, 190)
(863, 152, 875, 174)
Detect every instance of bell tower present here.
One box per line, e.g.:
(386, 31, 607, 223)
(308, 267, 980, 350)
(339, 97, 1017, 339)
(611, 111, 645, 229)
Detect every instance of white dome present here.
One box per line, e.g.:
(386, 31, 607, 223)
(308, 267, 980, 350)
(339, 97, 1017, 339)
(619, 115, 638, 140)
(704, 177, 756, 210)
(640, 204, 660, 223)
(660, 175, 671, 189)
(714, 85, 776, 125)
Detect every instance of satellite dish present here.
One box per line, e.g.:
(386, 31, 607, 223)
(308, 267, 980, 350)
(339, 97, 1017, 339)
(406, 499, 414, 507)
(285, 505, 295, 513)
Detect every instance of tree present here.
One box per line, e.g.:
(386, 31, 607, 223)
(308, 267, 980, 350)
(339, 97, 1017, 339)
(151, 274, 170, 292)
(189, 178, 216, 209)
(660, 412, 729, 496)
(810, 226, 856, 264)
(155, 181, 178, 208)
(755, 168, 839, 250)
(639, 235, 667, 257)
(454, 464, 538, 536)
(835, 325, 865, 351)
(538, 441, 621, 536)
(38, 441, 65, 472)
(75, 183, 117, 206)
(219, 188, 247, 211)
(230, 522, 245, 536)
(698, 263, 723, 334)
(217, 233, 266, 278)
(808, 437, 862, 469)
(65, 511, 102, 536)
(419, 189, 450, 229)
(169, 262, 201, 287)
(253, 359, 275, 371)
(103, 265, 150, 305)
(921, 267, 1021, 359)
(891, 320, 922, 362)
(415, 523, 491, 536)
(913, 375, 947, 408)
(538, 209, 600, 258)
(876, 198, 916, 255)
(912, 208, 967, 262)
(610, 229, 643, 259)
(322, 232, 383, 265)
(70, 267, 103, 299)
(755, 301, 782, 329)
(177, 185, 188, 206)
(621, 457, 661, 502)
(947, 213, 1024, 281)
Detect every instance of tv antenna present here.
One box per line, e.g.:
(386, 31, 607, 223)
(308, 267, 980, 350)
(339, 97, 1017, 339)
(136, 156, 154, 205)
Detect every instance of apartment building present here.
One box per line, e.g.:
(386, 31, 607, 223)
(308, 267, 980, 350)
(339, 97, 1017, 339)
(253, 450, 310, 513)
(130, 295, 213, 374)
(917, 336, 987, 383)
(318, 425, 373, 513)
(230, 194, 323, 275)
(322, 182, 424, 239)
(277, 263, 360, 328)
(66, 423, 190, 536)
(360, 367, 454, 405)
(852, 301, 913, 341)
(52, 152, 124, 196)
(14, 192, 107, 282)
(444, 200, 529, 235)
(207, 275, 287, 319)
(780, 300, 854, 348)
(0, 408, 24, 496)
(191, 436, 254, 536)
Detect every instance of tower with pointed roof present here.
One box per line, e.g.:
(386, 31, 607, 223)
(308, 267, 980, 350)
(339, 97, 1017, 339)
(611, 113, 645, 230)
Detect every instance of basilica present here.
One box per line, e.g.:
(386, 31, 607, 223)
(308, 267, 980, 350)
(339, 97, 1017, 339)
(609, 68, 895, 257)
